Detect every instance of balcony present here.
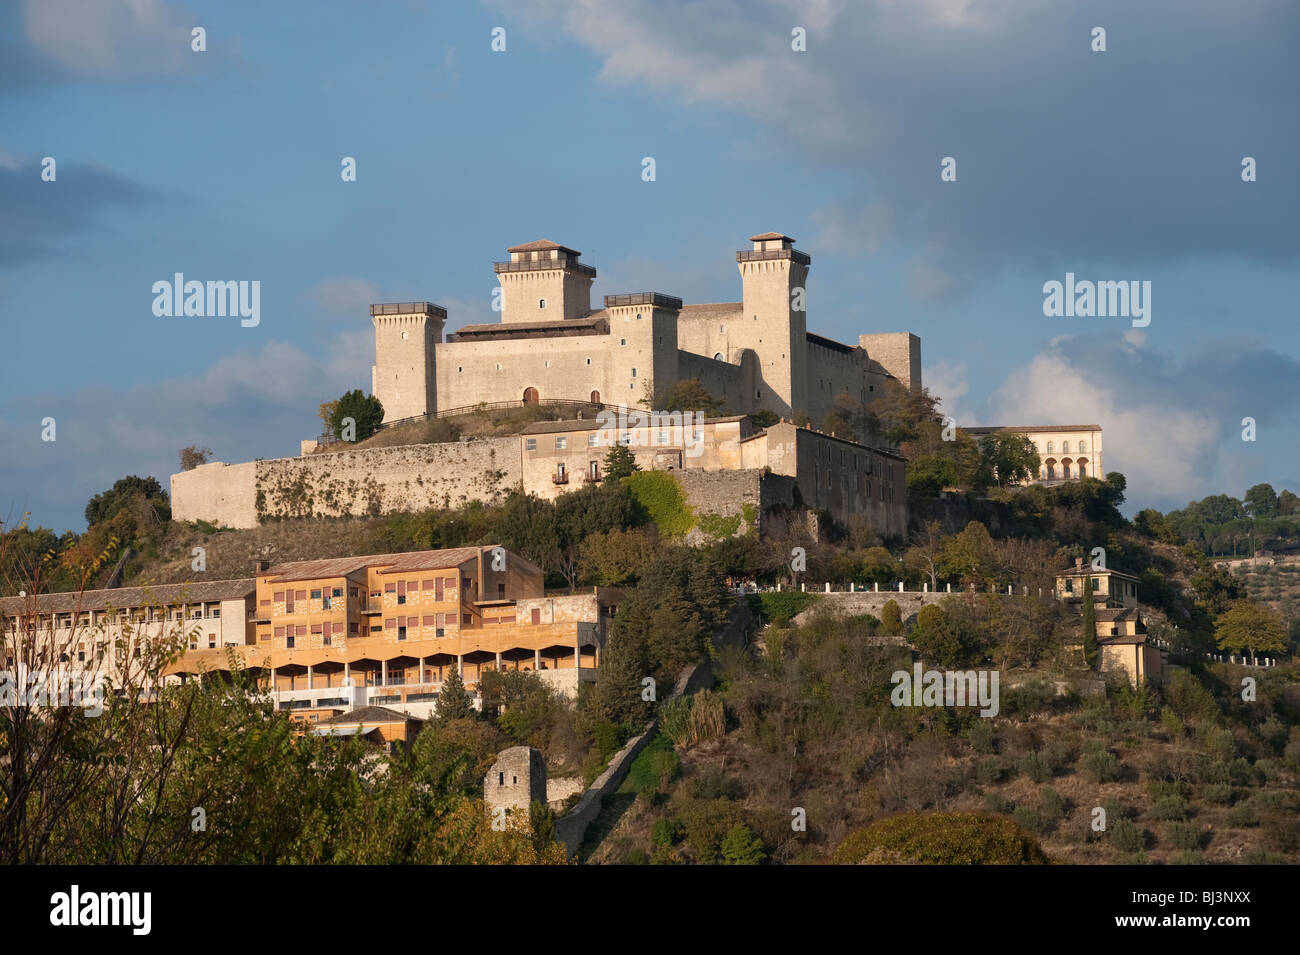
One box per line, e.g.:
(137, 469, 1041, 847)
(552, 472, 569, 485)
(581, 471, 600, 483)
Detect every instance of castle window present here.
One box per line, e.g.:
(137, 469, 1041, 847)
(539, 298, 546, 309)
(636, 313, 642, 320)
(401, 331, 408, 339)
(1078, 440, 1087, 452)
(1046, 442, 1054, 453)
(586, 358, 591, 365)
(458, 366, 462, 372)
(1062, 441, 1070, 453)
(496, 363, 502, 370)
(620, 339, 626, 346)
(756, 390, 760, 399)
(525, 438, 537, 451)
(631, 368, 637, 377)
(720, 324, 725, 332)
(714, 353, 723, 361)
(555, 437, 567, 449)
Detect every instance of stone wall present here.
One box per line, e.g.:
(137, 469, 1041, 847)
(171, 460, 259, 528)
(484, 746, 547, 812)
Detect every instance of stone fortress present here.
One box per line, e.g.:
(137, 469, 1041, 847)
(173, 231, 922, 539)
(371, 233, 921, 424)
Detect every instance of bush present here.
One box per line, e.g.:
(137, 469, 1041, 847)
(832, 812, 1048, 865)
(1226, 803, 1259, 828)
(1110, 817, 1143, 852)
(1013, 805, 1044, 835)
(1202, 784, 1235, 806)
(1081, 747, 1121, 783)
(720, 823, 766, 865)
(623, 471, 694, 537)
(652, 817, 684, 848)
(658, 697, 692, 747)
(880, 600, 903, 634)
(1040, 788, 1067, 822)
(1150, 795, 1187, 822)
(976, 756, 1003, 786)
(748, 591, 817, 625)
(1018, 751, 1051, 784)
(967, 720, 996, 755)
(983, 792, 1010, 814)
(1165, 821, 1204, 851)
(1043, 739, 1078, 775)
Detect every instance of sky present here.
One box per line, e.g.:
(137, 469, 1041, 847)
(1, 0, 1298, 533)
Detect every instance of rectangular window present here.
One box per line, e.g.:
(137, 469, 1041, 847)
(656, 430, 668, 444)
(525, 438, 537, 451)
(398, 626, 407, 641)
(384, 582, 396, 593)
(422, 579, 435, 591)
(385, 618, 396, 629)
(423, 615, 436, 626)
(322, 596, 331, 610)
(286, 635, 295, 649)
(295, 590, 307, 601)
(296, 625, 307, 636)
(310, 623, 323, 634)
(463, 614, 472, 626)
(407, 580, 417, 592)
(555, 436, 567, 449)
(274, 626, 285, 638)
(435, 578, 444, 601)
(370, 625, 382, 633)
(310, 589, 321, 600)
(349, 622, 359, 634)
(588, 434, 600, 447)
(332, 587, 343, 598)
(333, 622, 345, 634)
(273, 591, 285, 602)
(463, 577, 471, 590)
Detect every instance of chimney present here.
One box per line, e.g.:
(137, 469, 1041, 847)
(255, 559, 271, 575)
(1074, 557, 1084, 571)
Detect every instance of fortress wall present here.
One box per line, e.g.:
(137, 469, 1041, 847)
(858, 332, 922, 392)
(435, 334, 615, 409)
(255, 438, 522, 521)
(171, 461, 259, 529)
(676, 350, 745, 414)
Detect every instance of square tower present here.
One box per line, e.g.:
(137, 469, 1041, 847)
(494, 240, 595, 323)
(737, 232, 810, 418)
(370, 302, 446, 423)
(603, 292, 682, 406)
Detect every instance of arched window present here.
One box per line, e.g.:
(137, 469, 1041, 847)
(713, 352, 724, 361)
(1062, 441, 1070, 453)
(1077, 459, 1088, 477)
(1062, 461, 1072, 478)
(590, 390, 600, 404)
(1045, 460, 1056, 480)
(1078, 440, 1087, 452)
(1045, 442, 1054, 453)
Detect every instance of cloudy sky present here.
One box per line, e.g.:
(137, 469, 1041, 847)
(2, 0, 1297, 532)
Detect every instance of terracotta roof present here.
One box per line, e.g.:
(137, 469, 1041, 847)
(1058, 566, 1140, 582)
(266, 547, 489, 583)
(1096, 608, 1143, 622)
(1098, 634, 1150, 645)
(318, 705, 421, 726)
(750, 232, 792, 241)
(507, 239, 580, 255)
(0, 578, 254, 616)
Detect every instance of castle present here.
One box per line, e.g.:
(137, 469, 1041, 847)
(370, 233, 922, 423)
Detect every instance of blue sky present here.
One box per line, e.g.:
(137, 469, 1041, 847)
(2, 0, 1298, 533)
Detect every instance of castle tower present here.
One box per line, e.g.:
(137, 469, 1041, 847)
(858, 332, 922, 392)
(370, 302, 446, 423)
(603, 292, 682, 406)
(494, 240, 595, 324)
(737, 232, 809, 418)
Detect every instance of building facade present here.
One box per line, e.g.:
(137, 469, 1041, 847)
(371, 233, 922, 425)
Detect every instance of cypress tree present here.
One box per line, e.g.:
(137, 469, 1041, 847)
(1082, 575, 1100, 669)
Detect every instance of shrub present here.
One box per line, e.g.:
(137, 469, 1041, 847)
(658, 697, 691, 747)
(1043, 739, 1078, 775)
(1018, 751, 1051, 784)
(1150, 795, 1187, 822)
(976, 756, 1003, 786)
(1040, 788, 1067, 822)
(1201, 784, 1235, 806)
(1165, 821, 1203, 851)
(623, 471, 694, 537)
(880, 600, 903, 634)
(1226, 803, 1259, 828)
(720, 823, 766, 865)
(1081, 747, 1121, 783)
(1013, 805, 1044, 835)
(832, 812, 1048, 865)
(1110, 817, 1143, 852)
(748, 591, 817, 625)
(652, 817, 684, 848)
(983, 792, 1010, 814)
(967, 720, 996, 755)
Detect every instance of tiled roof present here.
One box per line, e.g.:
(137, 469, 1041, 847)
(0, 578, 254, 616)
(266, 547, 488, 583)
(750, 232, 792, 241)
(318, 705, 420, 726)
(506, 239, 580, 255)
(1096, 608, 1143, 622)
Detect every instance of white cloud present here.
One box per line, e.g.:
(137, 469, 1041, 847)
(23, 0, 197, 77)
(924, 360, 970, 424)
(309, 277, 382, 315)
(988, 347, 1222, 504)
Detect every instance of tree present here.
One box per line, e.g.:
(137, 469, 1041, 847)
(1244, 483, 1279, 519)
(1134, 508, 1177, 543)
(975, 433, 1040, 488)
(748, 409, 780, 429)
(318, 398, 340, 435)
(880, 599, 903, 634)
(602, 443, 640, 484)
(911, 603, 962, 666)
(1214, 600, 1287, 661)
(656, 378, 723, 416)
(84, 475, 170, 527)
(178, 445, 212, 471)
(1081, 575, 1100, 669)
(720, 823, 766, 864)
(906, 456, 957, 497)
(937, 521, 998, 588)
(904, 521, 944, 591)
(1280, 489, 1299, 516)
(327, 389, 385, 442)
(435, 666, 477, 722)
